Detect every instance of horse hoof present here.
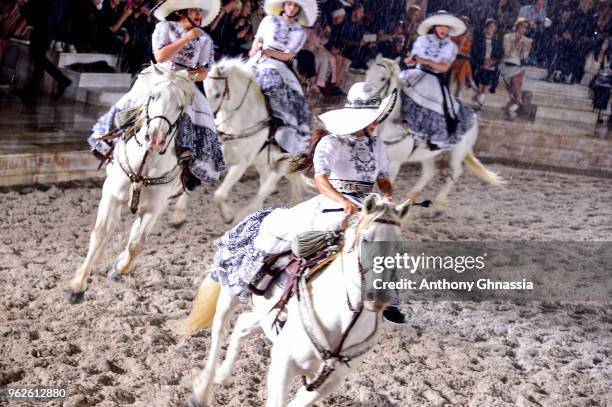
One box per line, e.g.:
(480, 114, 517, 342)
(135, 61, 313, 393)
(65, 289, 85, 304)
(170, 219, 186, 229)
(186, 394, 205, 407)
(107, 261, 124, 282)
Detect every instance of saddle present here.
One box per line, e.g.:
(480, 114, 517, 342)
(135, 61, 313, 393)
(247, 230, 342, 332)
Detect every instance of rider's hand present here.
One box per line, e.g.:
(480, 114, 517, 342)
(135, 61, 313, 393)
(185, 28, 203, 41)
(404, 56, 415, 65)
(343, 199, 358, 216)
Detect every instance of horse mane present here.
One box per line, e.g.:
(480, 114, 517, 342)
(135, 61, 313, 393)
(351, 194, 398, 247)
(210, 57, 255, 80)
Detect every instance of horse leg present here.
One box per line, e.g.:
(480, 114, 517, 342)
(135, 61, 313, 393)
(109, 208, 162, 279)
(213, 311, 262, 385)
(189, 286, 239, 407)
(388, 161, 402, 183)
(266, 344, 297, 407)
(170, 193, 189, 228)
(213, 163, 249, 224)
(434, 149, 464, 208)
(255, 164, 275, 192)
(237, 170, 284, 220)
(67, 189, 122, 303)
(288, 365, 351, 407)
(407, 157, 436, 203)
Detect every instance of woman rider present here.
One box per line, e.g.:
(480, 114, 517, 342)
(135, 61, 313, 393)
(88, 0, 225, 188)
(401, 10, 476, 150)
(210, 82, 406, 323)
(248, 0, 318, 155)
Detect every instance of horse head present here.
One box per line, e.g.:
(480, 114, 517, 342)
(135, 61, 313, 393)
(140, 65, 194, 154)
(204, 58, 252, 117)
(365, 54, 402, 98)
(346, 194, 411, 313)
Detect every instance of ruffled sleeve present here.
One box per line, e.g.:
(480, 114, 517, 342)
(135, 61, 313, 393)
(286, 25, 306, 54)
(410, 35, 428, 59)
(152, 21, 171, 52)
(313, 135, 335, 177)
(198, 34, 215, 67)
(255, 15, 272, 40)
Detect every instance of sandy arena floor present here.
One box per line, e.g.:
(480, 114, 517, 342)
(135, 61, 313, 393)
(1, 164, 611, 407)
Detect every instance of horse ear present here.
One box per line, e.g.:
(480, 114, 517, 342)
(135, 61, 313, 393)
(395, 199, 412, 219)
(364, 194, 379, 214)
(376, 53, 383, 62)
(152, 63, 163, 75)
(394, 56, 401, 64)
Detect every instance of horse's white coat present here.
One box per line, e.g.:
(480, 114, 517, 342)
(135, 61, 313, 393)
(190, 196, 411, 407)
(68, 67, 193, 297)
(204, 58, 309, 223)
(365, 55, 501, 206)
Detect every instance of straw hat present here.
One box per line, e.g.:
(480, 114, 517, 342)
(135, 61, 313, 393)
(264, 0, 319, 27)
(417, 10, 466, 36)
(514, 16, 530, 29)
(152, 0, 221, 27)
(318, 82, 397, 135)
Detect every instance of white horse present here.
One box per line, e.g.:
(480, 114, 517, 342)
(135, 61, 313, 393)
(365, 55, 505, 206)
(204, 58, 310, 224)
(182, 194, 411, 407)
(66, 66, 194, 304)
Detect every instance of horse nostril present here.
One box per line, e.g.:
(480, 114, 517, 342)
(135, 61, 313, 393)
(145, 134, 150, 142)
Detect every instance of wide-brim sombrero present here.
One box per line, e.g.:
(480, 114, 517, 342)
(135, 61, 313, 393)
(264, 0, 318, 27)
(417, 11, 466, 36)
(318, 83, 397, 136)
(152, 0, 221, 27)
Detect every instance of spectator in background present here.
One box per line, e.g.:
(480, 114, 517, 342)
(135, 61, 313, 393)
(326, 4, 349, 85)
(518, 0, 547, 66)
(120, 0, 155, 73)
(339, 4, 375, 73)
(590, 35, 612, 133)
(233, 0, 256, 56)
(377, 20, 407, 60)
(209, 0, 241, 58)
(450, 15, 474, 97)
(303, 23, 343, 96)
(405, 5, 422, 52)
(501, 17, 532, 117)
(15, 0, 72, 101)
(545, 6, 574, 84)
(497, 0, 521, 31)
(471, 18, 503, 106)
(572, 0, 596, 84)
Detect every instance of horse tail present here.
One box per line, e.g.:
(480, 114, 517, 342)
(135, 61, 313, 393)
(182, 276, 221, 334)
(464, 151, 506, 187)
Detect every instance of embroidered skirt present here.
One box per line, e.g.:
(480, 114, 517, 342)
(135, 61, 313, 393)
(210, 193, 356, 299)
(88, 68, 225, 182)
(251, 56, 311, 155)
(400, 69, 476, 149)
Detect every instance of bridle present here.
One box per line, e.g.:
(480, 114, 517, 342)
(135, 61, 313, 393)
(208, 75, 254, 124)
(207, 73, 269, 141)
(298, 211, 402, 392)
(132, 80, 187, 156)
(374, 62, 393, 99)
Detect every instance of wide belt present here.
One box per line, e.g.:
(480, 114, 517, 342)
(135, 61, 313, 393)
(329, 179, 374, 195)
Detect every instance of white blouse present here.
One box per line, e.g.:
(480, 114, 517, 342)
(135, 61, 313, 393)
(314, 134, 390, 183)
(152, 21, 215, 69)
(411, 34, 458, 64)
(255, 15, 306, 55)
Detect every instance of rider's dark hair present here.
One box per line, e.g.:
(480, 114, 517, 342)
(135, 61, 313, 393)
(289, 128, 327, 173)
(166, 9, 188, 21)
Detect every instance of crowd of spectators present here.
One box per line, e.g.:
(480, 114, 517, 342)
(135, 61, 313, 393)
(3, 0, 612, 125)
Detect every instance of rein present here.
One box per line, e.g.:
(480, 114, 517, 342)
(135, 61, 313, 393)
(298, 214, 400, 391)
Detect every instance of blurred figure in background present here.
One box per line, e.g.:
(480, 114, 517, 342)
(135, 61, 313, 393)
(450, 15, 473, 97)
(471, 18, 503, 106)
(500, 17, 531, 117)
(15, 0, 72, 101)
(589, 35, 612, 134)
(572, 0, 596, 84)
(545, 6, 574, 84)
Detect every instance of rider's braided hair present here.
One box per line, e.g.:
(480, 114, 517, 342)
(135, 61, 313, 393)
(289, 128, 327, 173)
